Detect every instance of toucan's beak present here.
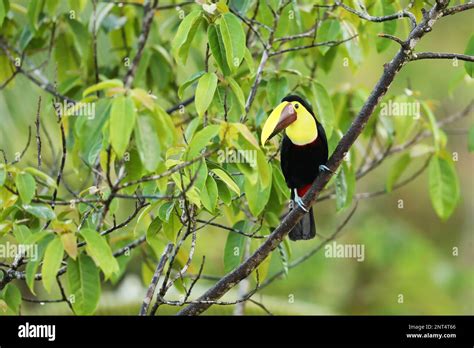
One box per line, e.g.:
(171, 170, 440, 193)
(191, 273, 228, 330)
(261, 102, 297, 146)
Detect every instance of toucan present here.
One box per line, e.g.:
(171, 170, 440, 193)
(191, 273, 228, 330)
(260, 95, 329, 241)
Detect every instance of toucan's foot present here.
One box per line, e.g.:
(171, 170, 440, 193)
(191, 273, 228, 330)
(319, 164, 332, 173)
(293, 189, 309, 212)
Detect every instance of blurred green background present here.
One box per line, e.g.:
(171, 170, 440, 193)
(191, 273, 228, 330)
(0, 1, 473, 315)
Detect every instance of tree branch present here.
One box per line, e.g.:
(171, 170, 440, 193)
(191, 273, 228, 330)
(410, 52, 474, 62)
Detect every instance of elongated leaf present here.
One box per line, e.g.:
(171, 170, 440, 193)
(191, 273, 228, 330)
(195, 72, 218, 117)
(224, 222, 246, 273)
(386, 154, 411, 193)
(15, 172, 36, 204)
(227, 77, 245, 113)
(208, 23, 231, 75)
(82, 79, 123, 98)
(134, 114, 161, 172)
(27, 0, 44, 31)
(201, 175, 218, 212)
(67, 254, 100, 315)
(211, 168, 240, 195)
(26, 234, 53, 295)
(171, 10, 203, 65)
(335, 162, 355, 212)
(421, 102, 441, 151)
(110, 95, 136, 158)
(12, 224, 31, 244)
(0, 0, 9, 27)
(187, 124, 220, 158)
(178, 71, 205, 99)
(245, 174, 271, 216)
(318, 20, 341, 55)
(80, 228, 119, 278)
(218, 13, 245, 72)
(312, 82, 334, 139)
(23, 204, 56, 220)
(428, 154, 460, 220)
(42, 236, 64, 293)
(375, 1, 397, 53)
(24, 167, 56, 188)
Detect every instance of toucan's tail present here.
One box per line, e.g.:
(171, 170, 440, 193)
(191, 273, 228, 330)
(289, 206, 316, 241)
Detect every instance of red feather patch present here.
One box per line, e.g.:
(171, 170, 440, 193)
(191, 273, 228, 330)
(297, 184, 312, 197)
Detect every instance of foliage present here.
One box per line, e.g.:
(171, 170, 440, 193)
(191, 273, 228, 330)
(0, 0, 471, 315)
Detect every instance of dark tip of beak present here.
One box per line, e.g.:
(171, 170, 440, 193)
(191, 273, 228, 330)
(269, 103, 297, 140)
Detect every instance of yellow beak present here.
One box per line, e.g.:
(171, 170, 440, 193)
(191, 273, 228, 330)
(260, 102, 297, 146)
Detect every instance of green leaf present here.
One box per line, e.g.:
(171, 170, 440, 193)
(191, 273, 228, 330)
(15, 172, 36, 204)
(244, 47, 255, 75)
(82, 79, 123, 98)
(227, 77, 246, 113)
(224, 222, 246, 273)
(24, 167, 57, 188)
(27, 0, 44, 32)
(178, 71, 205, 99)
(0, 0, 9, 27)
(26, 234, 53, 295)
(375, 1, 397, 53)
(464, 35, 474, 77)
(317, 20, 341, 55)
(201, 175, 218, 212)
(134, 114, 161, 172)
(335, 162, 355, 212)
(110, 95, 136, 158)
(468, 125, 474, 152)
(75, 99, 111, 165)
(23, 204, 56, 220)
(42, 236, 64, 293)
(195, 72, 218, 117)
(208, 24, 230, 75)
(386, 154, 411, 193)
(67, 254, 101, 315)
(1, 283, 21, 314)
(245, 174, 271, 216)
(312, 82, 335, 139)
(421, 102, 441, 151)
(218, 13, 245, 72)
(216, 180, 231, 205)
(171, 10, 203, 65)
(267, 76, 288, 107)
(80, 228, 119, 278)
(341, 20, 362, 66)
(158, 201, 174, 222)
(428, 154, 460, 220)
(187, 124, 220, 158)
(12, 224, 31, 244)
(211, 168, 240, 195)
(0, 163, 6, 187)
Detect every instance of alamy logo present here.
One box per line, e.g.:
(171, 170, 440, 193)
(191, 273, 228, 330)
(0, 242, 38, 261)
(324, 241, 365, 262)
(380, 100, 420, 119)
(217, 148, 257, 168)
(53, 100, 96, 119)
(18, 322, 56, 341)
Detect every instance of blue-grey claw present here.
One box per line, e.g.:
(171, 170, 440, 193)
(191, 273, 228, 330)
(293, 189, 309, 212)
(319, 164, 332, 173)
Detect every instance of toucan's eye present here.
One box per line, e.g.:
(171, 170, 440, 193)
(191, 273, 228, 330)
(294, 103, 299, 109)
